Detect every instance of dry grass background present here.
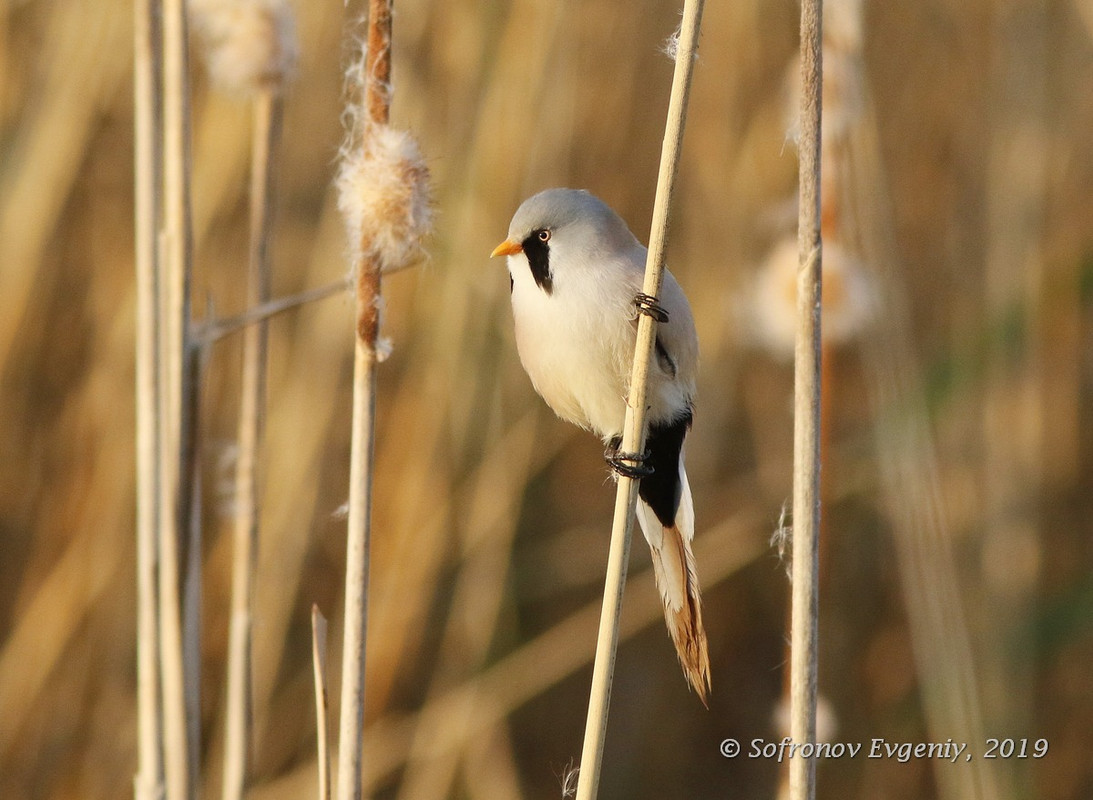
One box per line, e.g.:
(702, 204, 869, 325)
(2, 1, 1093, 798)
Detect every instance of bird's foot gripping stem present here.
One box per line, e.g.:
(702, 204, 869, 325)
(633, 292, 669, 323)
(605, 444, 655, 480)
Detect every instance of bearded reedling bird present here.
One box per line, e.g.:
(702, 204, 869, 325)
(491, 188, 710, 702)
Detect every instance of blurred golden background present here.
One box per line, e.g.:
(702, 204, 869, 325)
(2, 0, 1092, 798)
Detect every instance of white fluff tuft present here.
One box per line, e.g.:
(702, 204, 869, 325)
(336, 124, 432, 275)
(374, 336, 394, 363)
(661, 26, 682, 61)
(191, 0, 297, 94)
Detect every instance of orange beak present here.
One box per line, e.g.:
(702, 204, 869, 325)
(490, 239, 523, 258)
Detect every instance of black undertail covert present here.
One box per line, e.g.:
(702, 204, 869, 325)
(638, 409, 692, 527)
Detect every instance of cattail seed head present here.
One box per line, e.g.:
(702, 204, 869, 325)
(190, 0, 297, 94)
(336, 19, 432, 350)
(336, 124, 432, 279)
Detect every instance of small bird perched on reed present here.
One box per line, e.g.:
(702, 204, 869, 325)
(492, 188, 710, 703)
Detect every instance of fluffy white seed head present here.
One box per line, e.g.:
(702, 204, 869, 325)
(190, 0, 297, 94)
(336, 124, 432, 276)
(744, 236, 876, 358)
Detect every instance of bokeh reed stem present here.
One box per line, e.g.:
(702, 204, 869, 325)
(575, 2, 705, 798)
(158, 0, 198, 796)
(312, 606, 332, 800)
(133, 0, 164, 796)
(223, 86, 282, 800)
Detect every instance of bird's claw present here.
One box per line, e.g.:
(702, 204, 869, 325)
(605, 448, 655, 479)
(634, 293, 669, 323)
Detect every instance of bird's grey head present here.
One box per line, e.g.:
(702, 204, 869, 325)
(493, 188, 642, 295)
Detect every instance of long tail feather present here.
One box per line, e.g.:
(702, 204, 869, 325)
(635, 468, 710, 704)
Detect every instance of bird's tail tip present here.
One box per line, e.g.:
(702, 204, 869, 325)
(664, 590, 712, 707)
(650, 522, 711, 706)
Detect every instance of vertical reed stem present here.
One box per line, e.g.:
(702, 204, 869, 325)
(790, 1, 822, 800)
(312, 606, 332, 800)
(574, 2, 705, 798)
(159, 0, 197, 795)
(134, 0, 164, 796)
(336, 2, 392, 798)
(222, 87, 281, 800)
(336, 342, 377, 800)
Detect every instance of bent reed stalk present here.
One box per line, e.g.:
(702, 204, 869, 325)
(574, 2, 706, 798)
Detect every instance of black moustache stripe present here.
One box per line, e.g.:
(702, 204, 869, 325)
(521, 230, 553, 294)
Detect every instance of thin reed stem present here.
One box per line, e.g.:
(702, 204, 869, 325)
(159, 0, 197, 795)
(336, 2, 393, 798)
(337, 342, 378, 800)
(222, 87, 282, 800)
(790, 1, 822, 800)
(134, 0, 164, 796)
(312, 606, 332, 800)
(183, 410, 203, 796)
(575, 2, 705, 798)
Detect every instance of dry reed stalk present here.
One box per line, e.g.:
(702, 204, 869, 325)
(789, 1, 822, 799)
(189, 2, 298, 792)
(159, 0, 198, 795)
(335, 2, 431, 797)
(134, 0, 165, 796)
(575, 3, 705, 798)
(312, 606, 332, 800)
(222, 87, 282, 800)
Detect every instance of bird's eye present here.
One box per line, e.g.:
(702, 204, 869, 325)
(537, 229, 551, 242)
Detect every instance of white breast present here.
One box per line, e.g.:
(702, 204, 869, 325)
(508, 251, 639, 439)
